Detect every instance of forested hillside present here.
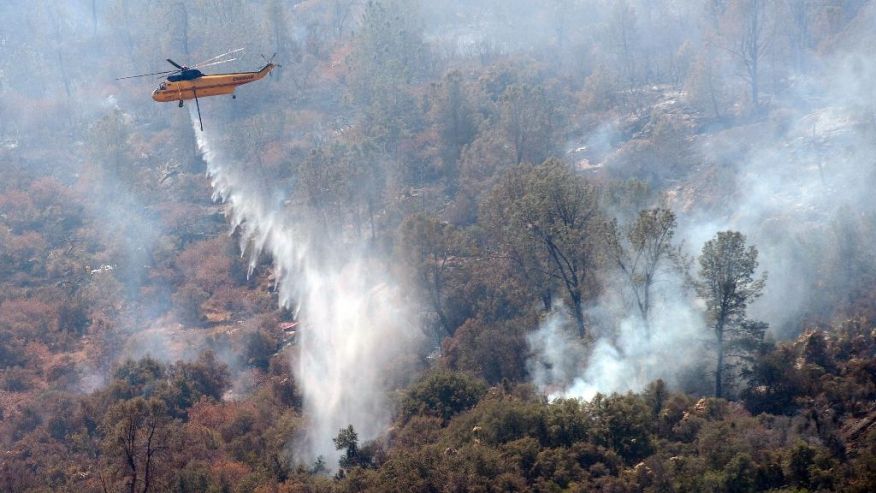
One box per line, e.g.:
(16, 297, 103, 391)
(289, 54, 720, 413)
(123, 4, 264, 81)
(0, 1, 874, 491)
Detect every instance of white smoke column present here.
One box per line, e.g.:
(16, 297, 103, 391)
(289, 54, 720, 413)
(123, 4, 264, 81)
(191, 111, 419, 466)
(527, 305, 580, 393)
(529, 275, 706, 400)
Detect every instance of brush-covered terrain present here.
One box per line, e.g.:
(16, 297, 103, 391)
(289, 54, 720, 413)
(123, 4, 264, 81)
(0, 1, 875, 491)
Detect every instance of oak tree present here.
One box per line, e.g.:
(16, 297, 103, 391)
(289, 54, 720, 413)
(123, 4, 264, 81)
(483, 160, 602, 337)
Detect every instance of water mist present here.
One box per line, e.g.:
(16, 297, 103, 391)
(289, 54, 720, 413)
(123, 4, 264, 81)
(191, 110, 420, 467)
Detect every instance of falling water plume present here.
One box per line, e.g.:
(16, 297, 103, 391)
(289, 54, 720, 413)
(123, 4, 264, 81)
(190, 109, 420, 467)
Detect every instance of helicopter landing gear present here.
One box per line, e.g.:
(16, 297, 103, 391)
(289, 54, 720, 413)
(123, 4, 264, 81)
(232, 95, 236, 100)
(178, 100, 184, 108)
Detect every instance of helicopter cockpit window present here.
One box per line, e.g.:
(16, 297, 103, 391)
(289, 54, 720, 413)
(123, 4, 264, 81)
(159, 82, 167, 90)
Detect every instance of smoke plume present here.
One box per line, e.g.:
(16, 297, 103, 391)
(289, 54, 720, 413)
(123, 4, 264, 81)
(528, 271, 707, 400)
(528, 14, 876, 400)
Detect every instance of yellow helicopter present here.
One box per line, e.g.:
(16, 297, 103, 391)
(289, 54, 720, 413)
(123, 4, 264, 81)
(117, 49, 277, 130)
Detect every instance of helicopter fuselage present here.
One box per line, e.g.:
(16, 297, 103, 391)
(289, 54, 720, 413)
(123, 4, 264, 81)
(151, 63, 275, 103)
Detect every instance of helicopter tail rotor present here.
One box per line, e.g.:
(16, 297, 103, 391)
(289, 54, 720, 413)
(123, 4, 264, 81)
(260, 53, 280, 77)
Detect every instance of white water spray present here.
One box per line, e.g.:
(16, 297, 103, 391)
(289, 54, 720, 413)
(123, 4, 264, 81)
(191, 111, 420, 466)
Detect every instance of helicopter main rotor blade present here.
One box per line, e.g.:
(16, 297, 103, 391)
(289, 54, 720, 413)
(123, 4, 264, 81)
(194, 48, 244, 68)
(116, 69, 177, 80)
(195, 58, 237, 69)
(166, 58, 185, 70)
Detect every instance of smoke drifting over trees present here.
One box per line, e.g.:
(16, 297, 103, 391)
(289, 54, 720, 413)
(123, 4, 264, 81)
(1, 0, 875, 490)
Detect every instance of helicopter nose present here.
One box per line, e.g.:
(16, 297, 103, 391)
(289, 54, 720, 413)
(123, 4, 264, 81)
(151, 89, 161, 102)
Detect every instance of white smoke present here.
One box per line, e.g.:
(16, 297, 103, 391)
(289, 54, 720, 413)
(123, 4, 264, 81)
(191, 110, 420, 467)
(678, 48, 876, 336)
(526, 305, 581, 394)
(529, 272, 706, 400)
(530, 16, 876, 400)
